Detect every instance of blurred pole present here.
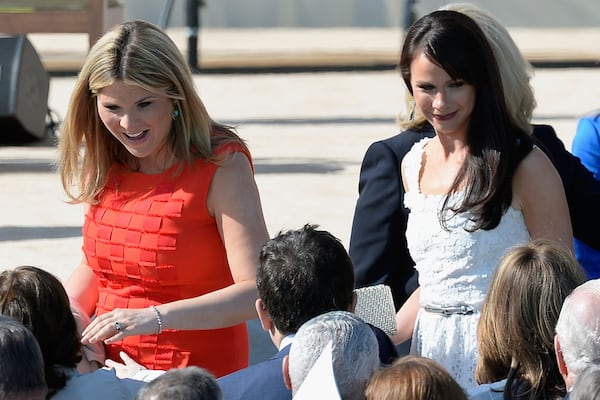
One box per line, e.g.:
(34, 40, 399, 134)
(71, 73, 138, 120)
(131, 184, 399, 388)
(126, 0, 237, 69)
(186, 0, 204, 73)
(403, 0, 417, 30)
(158, 0, 174, 30)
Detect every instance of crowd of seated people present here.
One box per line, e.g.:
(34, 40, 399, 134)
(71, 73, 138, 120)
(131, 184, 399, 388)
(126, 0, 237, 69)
(4, 239, 596, 400)
(0, 265, 162, 399)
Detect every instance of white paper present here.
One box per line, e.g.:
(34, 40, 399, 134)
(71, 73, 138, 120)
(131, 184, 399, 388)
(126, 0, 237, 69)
(293, 340, 341, 399)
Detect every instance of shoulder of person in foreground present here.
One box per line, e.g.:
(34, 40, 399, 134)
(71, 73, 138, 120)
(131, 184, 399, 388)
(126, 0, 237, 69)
(51, 367, 138, 400)
(467, 380, 505, 400)
(217, 349, 291, 400)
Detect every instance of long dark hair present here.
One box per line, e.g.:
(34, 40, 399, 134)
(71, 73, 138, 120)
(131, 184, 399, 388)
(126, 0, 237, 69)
(399, 10, 533, 231)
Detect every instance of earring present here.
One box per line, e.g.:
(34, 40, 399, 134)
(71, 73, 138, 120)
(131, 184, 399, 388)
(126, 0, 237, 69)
(408, 100, 415, 122)
(172, 109, 180, 120)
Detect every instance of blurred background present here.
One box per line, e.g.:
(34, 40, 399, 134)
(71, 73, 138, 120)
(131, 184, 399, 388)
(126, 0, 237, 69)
(128, 0, 600, 28)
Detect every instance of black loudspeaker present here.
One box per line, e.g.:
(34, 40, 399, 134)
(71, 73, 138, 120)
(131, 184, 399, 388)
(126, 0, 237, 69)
(0, 35, 50, 144)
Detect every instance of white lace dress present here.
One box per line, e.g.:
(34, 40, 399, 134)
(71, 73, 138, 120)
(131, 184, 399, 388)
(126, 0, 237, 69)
(403, 138, 530, 390)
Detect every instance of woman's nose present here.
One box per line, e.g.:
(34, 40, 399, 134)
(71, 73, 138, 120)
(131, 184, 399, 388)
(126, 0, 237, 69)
(119, 113, 137, 132)
(432, 91, 446, 109)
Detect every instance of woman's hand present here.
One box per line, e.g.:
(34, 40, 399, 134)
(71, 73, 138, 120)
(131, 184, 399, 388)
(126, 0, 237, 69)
(81, 307, 160, 345)
(105, 351, 146, 378)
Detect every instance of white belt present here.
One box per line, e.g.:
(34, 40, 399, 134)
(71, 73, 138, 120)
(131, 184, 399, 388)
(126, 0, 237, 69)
(423, 304, 475, 316)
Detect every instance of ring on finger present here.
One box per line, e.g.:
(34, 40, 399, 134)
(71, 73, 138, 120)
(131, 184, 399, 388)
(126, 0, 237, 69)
(115, 321, 122, 332)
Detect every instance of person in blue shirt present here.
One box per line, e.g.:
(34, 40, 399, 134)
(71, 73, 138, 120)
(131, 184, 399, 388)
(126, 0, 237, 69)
(572, 110, 600, 278)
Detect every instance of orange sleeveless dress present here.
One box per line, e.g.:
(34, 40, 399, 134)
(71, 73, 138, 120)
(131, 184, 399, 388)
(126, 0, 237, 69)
(82, 144, 250, 377)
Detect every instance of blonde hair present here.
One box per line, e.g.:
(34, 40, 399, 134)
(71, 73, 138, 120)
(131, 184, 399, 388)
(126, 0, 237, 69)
(58, 20, 245, 203)
(399, 3, 536, 134)
(476, 239, 586, 399)
(365, 355, 467, 400)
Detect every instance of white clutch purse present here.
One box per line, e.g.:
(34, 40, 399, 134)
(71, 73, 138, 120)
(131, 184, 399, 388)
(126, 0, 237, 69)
(353, 284, 397, 337)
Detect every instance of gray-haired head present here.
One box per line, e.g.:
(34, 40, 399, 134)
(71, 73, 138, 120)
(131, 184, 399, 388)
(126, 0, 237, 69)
(556, 279, 600, 379)
(288, 310, 379, 400)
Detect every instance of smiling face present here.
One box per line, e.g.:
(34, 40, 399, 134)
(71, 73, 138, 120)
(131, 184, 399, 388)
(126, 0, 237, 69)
(96, 81, 176, 173)
(409, 51, 476, 139)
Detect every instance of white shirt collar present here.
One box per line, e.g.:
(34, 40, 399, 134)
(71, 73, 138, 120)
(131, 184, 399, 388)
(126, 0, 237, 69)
(279, 334, 295, 350)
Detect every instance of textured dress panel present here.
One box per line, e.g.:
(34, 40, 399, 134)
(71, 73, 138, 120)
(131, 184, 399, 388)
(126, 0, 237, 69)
(403, 138, 530, 390)
(82, 143, 250, 377)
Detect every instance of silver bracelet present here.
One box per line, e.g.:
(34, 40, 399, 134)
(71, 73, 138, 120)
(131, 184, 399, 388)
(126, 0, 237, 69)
(150, 305, 163, 334)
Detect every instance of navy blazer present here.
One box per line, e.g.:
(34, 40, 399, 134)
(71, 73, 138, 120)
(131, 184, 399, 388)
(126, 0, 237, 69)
(218, 344, 292, 400)
(532, 125, 600, 250)
(349, 125, 434, 309)
(350, 123, 600, 309)
(217, 325, 397, 400)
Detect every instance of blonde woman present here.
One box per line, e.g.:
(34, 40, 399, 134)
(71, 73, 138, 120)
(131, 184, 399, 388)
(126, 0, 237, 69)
(58, 20, 269, 377)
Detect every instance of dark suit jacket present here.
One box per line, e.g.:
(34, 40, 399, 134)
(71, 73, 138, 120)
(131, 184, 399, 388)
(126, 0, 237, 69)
(349, 125, 434, 309)
(218, 344, 292, 400)
(532, 124, 600, 250)
(217, 325, 397, 400)
(349, 123, 600, 310)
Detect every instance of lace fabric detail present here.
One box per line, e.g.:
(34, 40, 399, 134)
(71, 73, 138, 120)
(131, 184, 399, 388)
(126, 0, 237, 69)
(403, 138, 531, 390)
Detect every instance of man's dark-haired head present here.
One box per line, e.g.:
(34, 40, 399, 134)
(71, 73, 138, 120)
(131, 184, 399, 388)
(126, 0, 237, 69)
(257, 224, 355, 335)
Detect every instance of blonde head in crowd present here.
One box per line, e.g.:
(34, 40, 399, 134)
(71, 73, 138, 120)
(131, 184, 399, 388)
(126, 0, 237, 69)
(365, 355, 467, 400)
(476, 239, 586, 398)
